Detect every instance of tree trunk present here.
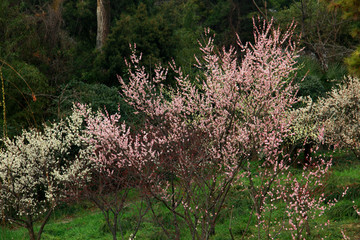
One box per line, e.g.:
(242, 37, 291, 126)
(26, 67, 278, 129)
(26, 219, 36, 240)
(171, 179, 181, 240)
(112, 213, 118, 240)
(96, 0, 110, 50)
(51, 0, 64, 12)
(304, 143, 311, 165)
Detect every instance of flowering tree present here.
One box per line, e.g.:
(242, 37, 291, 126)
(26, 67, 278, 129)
(287, 96, 324, 164)
(75, 104, 150, 240)
(316, 76, 360, 158)
(82, 18, 304, 239)
(0, 106, 93, 240)
(290, 75, 360, 160)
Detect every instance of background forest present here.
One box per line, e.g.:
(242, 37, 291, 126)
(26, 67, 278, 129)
(0, 0, 359, 137)
(1, 0, 360, 240)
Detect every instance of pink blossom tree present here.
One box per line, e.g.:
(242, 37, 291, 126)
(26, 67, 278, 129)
(75, 104, 150, 240)
(82, 18, 305, 240)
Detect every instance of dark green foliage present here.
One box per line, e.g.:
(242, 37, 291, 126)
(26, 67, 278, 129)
(0, 0, 77, 136)
(59, 80, 123, 114)
(63, 0, 97, 43)
(294, 56, 348, 99)
(268, 0, 292, 10)
(0, 61, 52, 137)
(272, 0, 356, 75)
(58, 80, 140, 125)
(0, 1, 39, 61)
(84, 2, 178, 86)
(72, 0, 263, 87)
(298, 75, 326, 99)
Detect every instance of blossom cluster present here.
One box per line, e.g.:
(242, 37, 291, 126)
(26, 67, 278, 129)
(0, 105, 93, 223)
(288, 96, 323, 144)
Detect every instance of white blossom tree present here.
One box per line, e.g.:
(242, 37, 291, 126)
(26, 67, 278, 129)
(316, 76, 360, 158)
(0, 106, 93, 240)
(287, 96, 324, 164)
(293, 76, 360, 158)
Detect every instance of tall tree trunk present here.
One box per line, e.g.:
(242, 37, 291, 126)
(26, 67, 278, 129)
(96, 0, 110, 50)
(51, 0, 64, 12)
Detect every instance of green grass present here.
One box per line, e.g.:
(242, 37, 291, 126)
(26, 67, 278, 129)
(1, 202, 111, 240)
(2, 151, 360, 240)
